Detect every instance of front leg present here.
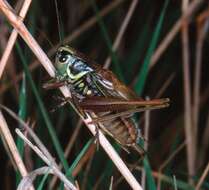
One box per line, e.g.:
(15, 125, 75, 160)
(43, 78, 66, 90)
(49, 96, 72, 112)
(43, 70, 70, 90)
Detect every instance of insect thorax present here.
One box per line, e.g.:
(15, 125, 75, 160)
(69, 73, 102, 99)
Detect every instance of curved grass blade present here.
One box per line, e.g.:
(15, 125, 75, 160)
(37, 171, 50, 190)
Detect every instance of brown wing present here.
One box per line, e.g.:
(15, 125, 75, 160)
(79, 96, 170, 112)
(90, 63, 142, 100)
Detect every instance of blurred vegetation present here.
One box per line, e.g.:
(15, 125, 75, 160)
(0, 0, 209, 189)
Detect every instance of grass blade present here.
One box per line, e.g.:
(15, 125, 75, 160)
(134, 0, 170, 95)
(59, 139, 93, 190)
(16, 74, 27, 185)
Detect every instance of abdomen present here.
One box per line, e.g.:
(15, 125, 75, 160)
(98, 114, 139, 147)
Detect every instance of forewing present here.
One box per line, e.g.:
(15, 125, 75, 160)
(89, 66, 140, 100)
(79, 96, 170, 112)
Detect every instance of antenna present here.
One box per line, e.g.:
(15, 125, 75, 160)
(54, 0, 63, 44)
(37, 28, 54, 48)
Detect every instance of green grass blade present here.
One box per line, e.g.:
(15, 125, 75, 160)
(134, 0, 170, 95)
(60, 139, 93, 190)
(143, 156, 156, 190)
(68, 139, 93, 178)
(18, 74, 27, 123)
(125, 21, 150, 79)
(90, 143, 120, 189)
(159, 173, 194, 190)
(37, 172, 50, 190)
(15, 42, 69, 173)
(16, 74, 27, 185)
(134, 1, 170, 189)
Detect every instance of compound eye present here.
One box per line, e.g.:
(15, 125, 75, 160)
(56, 49, 70, 64)
(58, 54, 68, 63)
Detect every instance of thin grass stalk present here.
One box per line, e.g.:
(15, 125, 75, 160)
(91, 0, 122, 80)
(60, 139, 95, 189)
(181, 0, 195, 183)
(193, 22, 202, 159)
(18, 167, 52, 190)
(71, 143, 95, 178)
(157, 142, 186, 190)
(109, 176, 114, 190)
(81, 151, 95, 190)
(15, 129, 77, 190)
(116, 164, 194, 189)
(196, 161, 209, 190)
(49, 120, 82, 189)
(150, 0, 205, 68)
(0, 0, 32, 78)
(0, 111, 27, 176)
(199, 107, 209, 168)
(173, 175, 178, 190)
(0, 111, 34, 190)
(193, 10, 209, 154)
(0, 1, 143, 189)
(156, 73, 175, 98)
(62, 0, 125, 47)
(104, 0, 138, 69)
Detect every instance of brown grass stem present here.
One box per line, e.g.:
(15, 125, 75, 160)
(157, 141, 186, 190)
(0, 0, 32, 78)
(195, 161, 209, 190)
(198, 108, 209, 168)
(193, 9, 209, 152)
(0, 111, 28, 176)
(0, 111, 34, 190)
(16, 129, 77, 190)
(181, 0, 195, 183)
(104, 0, 138, 69)
(150, 0, 205, 68)
(49, 119, 83, 189)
